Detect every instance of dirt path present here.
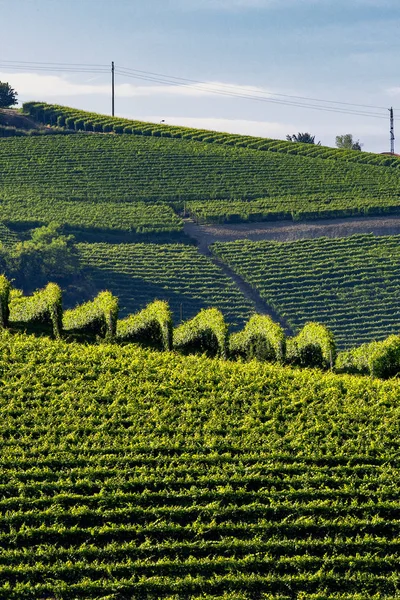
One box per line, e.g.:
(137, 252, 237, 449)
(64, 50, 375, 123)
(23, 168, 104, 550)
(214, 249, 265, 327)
(188, 219, 294, 334)
(184, 215, 400, 251)
(184, 214, 400, 333)
(214, 255, 293, 334)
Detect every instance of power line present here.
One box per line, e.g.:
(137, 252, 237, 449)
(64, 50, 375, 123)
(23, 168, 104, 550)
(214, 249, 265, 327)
(115, 67, 388, 119)
(118, 64, 391, 112)
(1, 58, 398, 122)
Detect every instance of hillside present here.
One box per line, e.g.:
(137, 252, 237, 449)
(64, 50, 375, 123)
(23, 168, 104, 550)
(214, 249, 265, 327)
(1, 104, 400, 346)
(1, 330, 400, 598)
(2, 131, 400, 231)
(212, 234, 400, 349)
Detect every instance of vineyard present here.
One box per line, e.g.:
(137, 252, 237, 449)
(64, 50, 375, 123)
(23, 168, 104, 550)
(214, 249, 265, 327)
(212, 234, 400, 349)
(23, 101, 400, 170)
(78, 242, 253, 327)
(0, 331, 400, 598)
(2, 99, 400, 597)
(2, 128, 400, 234)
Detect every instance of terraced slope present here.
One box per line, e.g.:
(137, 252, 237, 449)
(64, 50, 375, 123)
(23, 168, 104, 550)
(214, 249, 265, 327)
(78, 242, 254, 327)
(1, 133, 400, 232)
(212, 234, 400, 349)
(1, 331, 400, 598)
(0, 223, 19, 248)
(24, 101, 400, 170)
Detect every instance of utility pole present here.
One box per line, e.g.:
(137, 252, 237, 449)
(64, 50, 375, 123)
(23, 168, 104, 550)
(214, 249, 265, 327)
(111, 61, 115, 117)
(389, 107, 395, 154)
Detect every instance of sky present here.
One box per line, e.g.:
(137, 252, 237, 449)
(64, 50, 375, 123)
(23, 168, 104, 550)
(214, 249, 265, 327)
(1, 0, 400, 152)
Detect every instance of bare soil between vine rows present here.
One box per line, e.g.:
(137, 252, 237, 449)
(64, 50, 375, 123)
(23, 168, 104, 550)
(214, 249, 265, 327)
(183, 215, 400, 252)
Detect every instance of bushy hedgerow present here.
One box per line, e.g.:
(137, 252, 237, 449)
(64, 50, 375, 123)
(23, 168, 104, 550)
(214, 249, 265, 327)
(336, 335, 400, 379)
(230, 314, 286, 362)
(173, 308, 228, 358)
(116, 300, 173, 350)
(63, 291, 119, 340)
(0, 275, 11, 328)
(287, 322, 336, 369)
(9, 282, 63, 338)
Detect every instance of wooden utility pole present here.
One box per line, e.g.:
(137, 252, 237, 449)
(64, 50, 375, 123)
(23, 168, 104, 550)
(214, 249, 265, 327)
(111, 61, 115, 117)
(389, 107, 395, 154)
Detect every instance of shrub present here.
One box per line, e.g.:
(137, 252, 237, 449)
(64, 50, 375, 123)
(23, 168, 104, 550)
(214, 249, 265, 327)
(65, 117, 75, 129)
(336, 335, 400, 379)
(74, 119, 85, 131)
(116, 300, 173, 350)
(230, 314, 286, 362)
(173, 308, 228, 358)
(0, 275, 11, 328)
(287, 322, 336, 369)
(9, 283, 63, 338)
(63, 291, 119, 340)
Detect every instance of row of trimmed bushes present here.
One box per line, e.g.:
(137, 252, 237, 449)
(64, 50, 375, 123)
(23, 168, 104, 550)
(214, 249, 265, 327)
(1, 276, 399, 377)
(22, 102, 400, 169)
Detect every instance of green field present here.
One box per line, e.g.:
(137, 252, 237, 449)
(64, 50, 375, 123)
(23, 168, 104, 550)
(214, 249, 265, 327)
(25, 101, 400, 171)
(1, 101, 400, 598)
(78, 242, 253, 327)
(212, 234, 400, 349)
(0, 331, 400, 598)
(1, 131, 400, 235)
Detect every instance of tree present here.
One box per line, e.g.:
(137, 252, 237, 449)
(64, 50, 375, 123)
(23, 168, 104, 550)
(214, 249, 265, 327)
(0, 82, 18, 108)
(286, 132, 320, 145)
(335, 133, 362, 151)
(10, 223, 80, 290)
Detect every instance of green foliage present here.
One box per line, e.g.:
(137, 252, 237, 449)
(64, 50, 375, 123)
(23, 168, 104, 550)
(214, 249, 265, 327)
(116, 300, 173, 350)
(10, 222, 80, 290)
(63, 291, 119, 340)
(186, 192, 400, 224)
(9, 282, 63, 338)
(287, 322, 336, 369)
(173, 307, 228, 358)
(286, 132, 320, 144)
(0, 275, 10, 328)
(230, 314, 286, 362)
(0, 82, 17, 108)
(337, 335, 400, 379)
(2, 110, 399, 230)
(21, 101, 400, 172)
(212, 235, 400, 349)
(79, 242, 252, 329)
(336, 133, 362, 151)
(0, 331, 400, 595)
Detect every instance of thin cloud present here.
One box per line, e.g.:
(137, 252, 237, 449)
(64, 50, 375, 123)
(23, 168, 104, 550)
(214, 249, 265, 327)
(1, 71, 272, 100)
(386, 87, 400, 97)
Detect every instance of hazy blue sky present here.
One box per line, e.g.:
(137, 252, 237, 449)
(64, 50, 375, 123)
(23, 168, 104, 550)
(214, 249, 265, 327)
(1, 0, 400, 151)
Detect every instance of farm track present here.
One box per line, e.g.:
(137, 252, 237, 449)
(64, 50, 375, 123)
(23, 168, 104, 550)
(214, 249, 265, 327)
(184, 219, 293, 334)
(184, 215, 400, 337)
(183, 215, 400, 247)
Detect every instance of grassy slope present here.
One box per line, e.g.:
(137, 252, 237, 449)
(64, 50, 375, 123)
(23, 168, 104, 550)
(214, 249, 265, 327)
(0, 330, 400, 597)
(212, 234, 400, 349)
(1, 108, 400, 346)
(1, 134, 400, 224)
